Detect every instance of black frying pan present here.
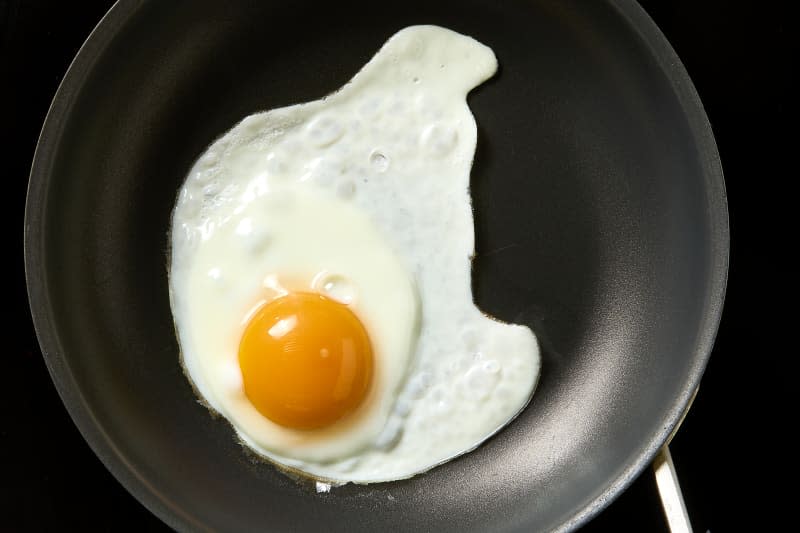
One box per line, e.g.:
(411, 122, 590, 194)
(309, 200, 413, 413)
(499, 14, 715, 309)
(24, 0, 728, 531)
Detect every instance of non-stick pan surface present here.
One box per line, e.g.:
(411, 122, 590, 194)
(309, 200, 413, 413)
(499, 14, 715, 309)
(25, 0, 728, 531)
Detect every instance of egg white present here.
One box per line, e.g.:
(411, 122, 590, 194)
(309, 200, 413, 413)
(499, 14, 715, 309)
(170, 25, 540, 483)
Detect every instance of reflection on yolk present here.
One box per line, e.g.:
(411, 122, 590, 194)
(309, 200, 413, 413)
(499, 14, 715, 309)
(238, 292, 373, 430)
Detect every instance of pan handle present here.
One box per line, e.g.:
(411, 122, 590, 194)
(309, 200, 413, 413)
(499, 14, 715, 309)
(653, 445, 692, 533)
(653, 387, 697, 533)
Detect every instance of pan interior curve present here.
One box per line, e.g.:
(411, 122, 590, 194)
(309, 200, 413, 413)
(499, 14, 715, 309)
(25, 1, 727, 531)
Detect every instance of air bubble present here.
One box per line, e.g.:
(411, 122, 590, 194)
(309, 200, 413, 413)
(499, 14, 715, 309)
(464, 363, 500, 400)
(306, 114, 345, 147)
(483, 359, 501, 374)
(369, 150, 390, 172)
(420, 123, 458, 157)
(197, 151, 219, 169)
(202, 182, 221, 197)
(193, 169, 214, 182)
(265, 152, 286, 175)
(317, 274, 356, 305)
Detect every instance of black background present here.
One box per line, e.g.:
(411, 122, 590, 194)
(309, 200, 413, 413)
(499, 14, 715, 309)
(3, 0, 785, 531)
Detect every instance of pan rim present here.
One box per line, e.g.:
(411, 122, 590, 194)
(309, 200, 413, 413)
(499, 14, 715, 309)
(23, 0, 729, 531)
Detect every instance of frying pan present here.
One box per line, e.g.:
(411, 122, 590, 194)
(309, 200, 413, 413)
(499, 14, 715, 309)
(24, 0, 728, 531)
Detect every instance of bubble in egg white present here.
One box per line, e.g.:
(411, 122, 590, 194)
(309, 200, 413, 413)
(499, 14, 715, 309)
(369, 150, 390, 172)
(316, 274, 356, 305)
(421, 123, 459, 157)
(265, 152, 286, 175)
(307, 114, 345, 147)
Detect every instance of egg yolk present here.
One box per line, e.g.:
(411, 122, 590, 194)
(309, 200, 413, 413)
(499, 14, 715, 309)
(238, 292, 374, 430)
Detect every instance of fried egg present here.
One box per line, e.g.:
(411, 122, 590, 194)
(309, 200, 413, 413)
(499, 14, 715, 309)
(169, 25, 540, 483)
